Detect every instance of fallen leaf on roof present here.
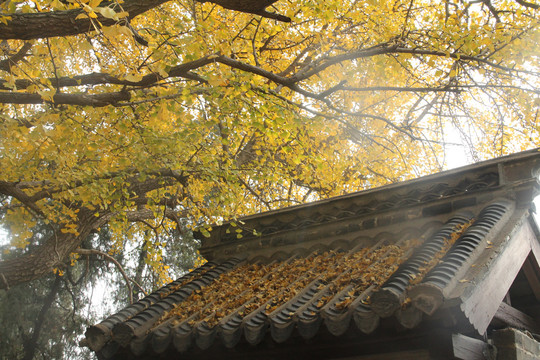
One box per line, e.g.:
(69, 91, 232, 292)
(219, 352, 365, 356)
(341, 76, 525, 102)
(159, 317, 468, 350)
(150, 233, 448, 331)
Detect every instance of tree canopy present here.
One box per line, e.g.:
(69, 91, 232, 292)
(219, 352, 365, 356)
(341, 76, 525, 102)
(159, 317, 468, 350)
(0, 0, 539, 296)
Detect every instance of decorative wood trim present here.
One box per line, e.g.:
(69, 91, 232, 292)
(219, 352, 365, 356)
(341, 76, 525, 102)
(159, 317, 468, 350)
(459, 214, 534, 334)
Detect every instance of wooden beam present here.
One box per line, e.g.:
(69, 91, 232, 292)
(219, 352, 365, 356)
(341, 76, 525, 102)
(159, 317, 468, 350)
(492, 301, 540, 333)
(452, 333, 491, 360)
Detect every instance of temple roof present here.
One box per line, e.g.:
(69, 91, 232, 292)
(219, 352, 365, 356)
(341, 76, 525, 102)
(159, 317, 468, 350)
(84, 149, 540, 359)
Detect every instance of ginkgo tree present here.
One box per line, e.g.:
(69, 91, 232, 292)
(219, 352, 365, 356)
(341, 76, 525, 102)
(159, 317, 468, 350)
(0, 0, 538, 291)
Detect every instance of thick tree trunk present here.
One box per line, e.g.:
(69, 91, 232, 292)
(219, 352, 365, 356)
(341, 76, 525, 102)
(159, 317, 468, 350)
(0, 212, 102, 290)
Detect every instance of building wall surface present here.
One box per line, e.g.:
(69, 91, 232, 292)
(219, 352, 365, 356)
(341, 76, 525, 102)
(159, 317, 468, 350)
(493, 328, 540, 360)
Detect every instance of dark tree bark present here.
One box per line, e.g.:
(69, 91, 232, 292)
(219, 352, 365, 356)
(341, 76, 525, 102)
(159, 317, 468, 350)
(198, 0, 290, 21)
(0, 90, 130, 106)
(0, 210, 105, 291)
(0, 0, 169, 40)
(0, 0, 289, 40)
(0, 42, 33, 72)
(0, 203, 187, 290)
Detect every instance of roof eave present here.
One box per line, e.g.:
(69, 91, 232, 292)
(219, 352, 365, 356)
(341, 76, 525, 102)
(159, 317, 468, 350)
(198, 149, 540, 261)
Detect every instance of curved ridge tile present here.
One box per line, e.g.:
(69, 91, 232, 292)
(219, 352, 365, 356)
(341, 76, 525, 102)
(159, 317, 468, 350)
(199, 256, 303, 348)
(243, 305, 269, 345)
(240, 251, 340, 345)
(150, 319, 174, 354)
(100, 340, 120, 359)
(172, 321, 195, 353)
(296, 310, 323, 340)
(410, 201, 513, 315)
(370, 212, 474, 317)
(395, 305, 423, 329)
(216, 170, 500, 243)
(294, 282, 333, 340)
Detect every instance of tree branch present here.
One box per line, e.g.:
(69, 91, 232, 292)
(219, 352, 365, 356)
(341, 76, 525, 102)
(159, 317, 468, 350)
(0, 0, 289, 40)
(1, 42, 536, 108)
(0, 181, 45, 217)
(0, 56, 215, 91)
(394, 47, 540, 76)
(290, 43, 401, 82)
(0, 167, 188, 215)
(0, 42, 33, 72)
(0, 53, 291, 96)
(0, 0, 170, 40)
(200, 0, 290, 22)
(0, 90, 130, 106)
(76, 248, 134, 304)
(340, 85, 460, 93)
(481, 0, 502, 23)
(125, 207, 187, 223)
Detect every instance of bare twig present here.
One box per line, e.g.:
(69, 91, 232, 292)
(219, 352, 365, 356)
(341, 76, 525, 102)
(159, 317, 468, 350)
(76, 248, 135, 304)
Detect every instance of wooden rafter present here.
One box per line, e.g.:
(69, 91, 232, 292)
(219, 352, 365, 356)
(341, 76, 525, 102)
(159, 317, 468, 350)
(492, 302, 540, 333)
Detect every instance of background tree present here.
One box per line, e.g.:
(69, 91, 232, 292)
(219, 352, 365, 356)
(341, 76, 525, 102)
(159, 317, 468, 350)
(0, 0, 538, 319)
(0, 221, 200, 359)
(0, 223, 104, 360)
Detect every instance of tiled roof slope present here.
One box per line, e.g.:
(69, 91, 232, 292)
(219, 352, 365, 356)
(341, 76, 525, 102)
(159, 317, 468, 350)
(84, 149, 540, 359)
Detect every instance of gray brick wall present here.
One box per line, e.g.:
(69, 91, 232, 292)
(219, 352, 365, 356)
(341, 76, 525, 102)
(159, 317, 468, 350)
(493, 328, 540, 360)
